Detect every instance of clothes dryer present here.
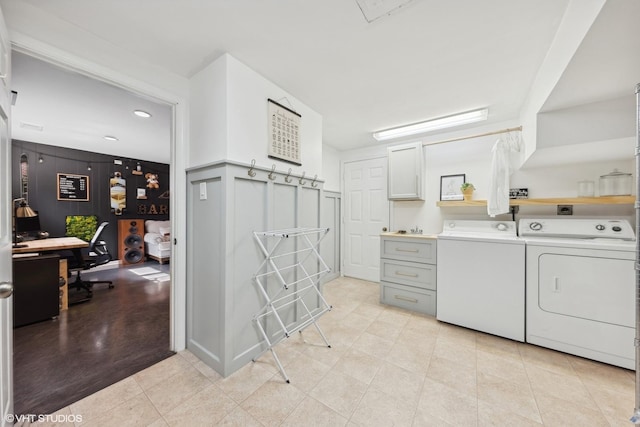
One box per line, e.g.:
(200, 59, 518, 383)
(520, 218, 636, 369)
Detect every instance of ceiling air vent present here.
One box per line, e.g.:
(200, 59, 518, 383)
(355, 0, 415, 23)
(20, 122, 44, 132)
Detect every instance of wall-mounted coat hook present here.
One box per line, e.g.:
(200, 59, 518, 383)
(268, 164, 277, 180)
(299, 171, 306, 185)
(311, 174, 318, 187)
(285, 168, 292, 183)
(248, 159, 256, 177)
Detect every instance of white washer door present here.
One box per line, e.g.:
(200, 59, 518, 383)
(538, 253, 634, 327)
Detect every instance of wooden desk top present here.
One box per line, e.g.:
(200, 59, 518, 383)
(12, 237, 89, 254)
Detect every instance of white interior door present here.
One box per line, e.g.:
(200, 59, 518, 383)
(0, 6, 12, 426)
(343, 157, 389, 282)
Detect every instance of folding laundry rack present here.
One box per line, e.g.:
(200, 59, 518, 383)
(252, 227, 333, 383)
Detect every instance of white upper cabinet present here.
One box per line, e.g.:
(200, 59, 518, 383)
(387, 142, 424, 200)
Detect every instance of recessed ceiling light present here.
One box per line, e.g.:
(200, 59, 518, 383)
(104, 135, 119, 141)
(133, 110, 152, 118)
(373, 108, 489, 141)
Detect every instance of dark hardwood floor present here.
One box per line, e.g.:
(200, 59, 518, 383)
(13, 261, 174, 416)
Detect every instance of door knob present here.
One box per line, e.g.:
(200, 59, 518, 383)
(0, 282, 13, 299)
(382, 227, 388, 232)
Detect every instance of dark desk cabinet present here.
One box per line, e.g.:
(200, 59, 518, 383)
(13, 254, 61, 327)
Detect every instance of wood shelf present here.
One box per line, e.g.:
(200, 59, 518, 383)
(436, 195, 635, 207)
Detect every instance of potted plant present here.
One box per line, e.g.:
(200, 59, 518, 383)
(460, 182, 475, 201)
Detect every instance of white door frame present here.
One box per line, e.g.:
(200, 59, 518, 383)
(0, 81, 12, 427)
(0, 6, 13, 424)
(8, 35, 189, 353)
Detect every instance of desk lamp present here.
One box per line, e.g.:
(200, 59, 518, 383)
(13, 197, 38, 248)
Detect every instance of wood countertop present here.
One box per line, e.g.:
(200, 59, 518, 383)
(381, 232, 438, 240)
(12, 236, 88, 254)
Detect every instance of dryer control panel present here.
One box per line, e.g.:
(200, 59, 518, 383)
(519, 218, 635, 240)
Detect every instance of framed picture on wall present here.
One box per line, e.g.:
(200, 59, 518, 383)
(440, 174, 465, 201)
(57, 173, 90, 201)
(267, 98, 301, 166)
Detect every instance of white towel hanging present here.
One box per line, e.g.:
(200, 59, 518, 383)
(487, 132, 521, 217)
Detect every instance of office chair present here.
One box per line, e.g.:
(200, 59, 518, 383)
(68, 221, 114, 303)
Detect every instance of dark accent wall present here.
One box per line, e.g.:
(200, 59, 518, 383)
(12, 140, 170, 260)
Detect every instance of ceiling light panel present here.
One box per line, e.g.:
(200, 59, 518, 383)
(373, 108, 489, 141)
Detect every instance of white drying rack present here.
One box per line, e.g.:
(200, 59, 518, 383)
(252, 227, 332, 383)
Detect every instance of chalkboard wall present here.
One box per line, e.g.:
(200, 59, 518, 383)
(11, 140, 170, 260)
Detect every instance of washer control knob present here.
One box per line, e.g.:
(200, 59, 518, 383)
(612, 225, 622, 232)
(497, 223, 507, 231)
(529, 222, 542, 231)
(595, 224, 605, 231)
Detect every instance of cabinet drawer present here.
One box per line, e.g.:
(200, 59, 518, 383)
(380, 259, 436, 290)
(380, 282, 436, 316)
(381, 238, 436, 264)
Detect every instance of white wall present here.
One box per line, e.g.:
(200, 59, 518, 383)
(189, 55, 228, 164)
(189, 53, 324, 177)
(537, 96, 636, 148)
(340, 120, 635, 236)
(519, 0, 606, 161)
(322, 144, 341, 192)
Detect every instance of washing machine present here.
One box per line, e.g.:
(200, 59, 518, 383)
(519, 218, 636, 369)
(437, 220, 525, 341)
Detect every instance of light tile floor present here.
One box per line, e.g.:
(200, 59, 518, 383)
(30, 276, 635, 426)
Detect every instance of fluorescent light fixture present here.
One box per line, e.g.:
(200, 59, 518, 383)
(104, 135, 119, 141)
(133, 110, 152, 118)
(373, 108, 489, 141)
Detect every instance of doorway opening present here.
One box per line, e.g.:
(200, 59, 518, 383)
(9, 50, 176, 415)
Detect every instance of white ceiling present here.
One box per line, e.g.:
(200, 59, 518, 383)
(10, 51, 172, 163)
(2, 0, 639, 162)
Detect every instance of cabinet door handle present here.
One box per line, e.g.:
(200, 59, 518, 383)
(395, 270, 418, 278)
(395, 248, 419, 253)
(394, 294, 418, 303)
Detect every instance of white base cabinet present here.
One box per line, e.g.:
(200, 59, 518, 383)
(380, 234, 437, 316)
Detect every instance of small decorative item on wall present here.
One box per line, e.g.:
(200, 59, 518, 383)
(145, 172, 160, 189)
(137, 188, 147, 200)
(132, 161, 143, 176)
(19, 153, 29, 201)
(57, 173, 90, 201)
(509, 188, 529, 199)
(110, 171, 126, 215)
(440, 174, 466, 201)
(267, 98, 301, 166)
